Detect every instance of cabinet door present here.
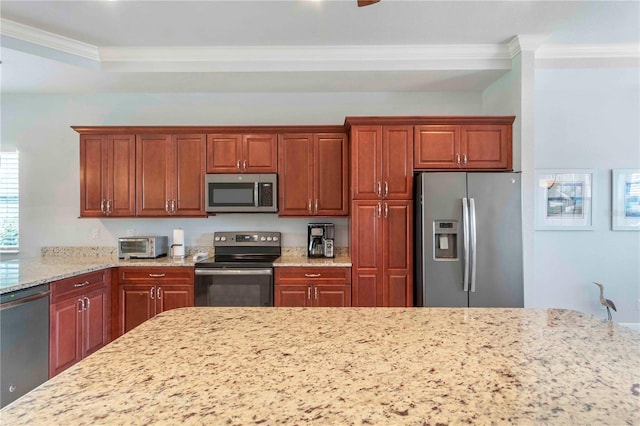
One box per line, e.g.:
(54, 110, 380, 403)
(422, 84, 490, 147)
(119, 284, 155, 335)
(461, 125, 512, 170)
(351, 126, 382, 200)
(107, 135, 136, 217)
(82, 285, 110, 358)
(243, 134, 277, 173)
(79, 135, 108, 217)
(136, 135, 172, 216)
(278, 134, 313, 216)
(206, 134, 242, 172)
(314, 133, 349, 216)
(414, 125, 460, 169)
(351, 201, 383, 307)
(383, 200, 413, 307)
(156, 284, 194, 314)
(173, 134, 206, 216)
(314, 285, 351, 307)
(275, 285, 311, 307)
(49, 297, 82, 377)
(382, 126, 413, 200)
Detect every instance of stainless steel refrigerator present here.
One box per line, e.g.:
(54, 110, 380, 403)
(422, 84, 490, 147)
(415, 172, 523, 307)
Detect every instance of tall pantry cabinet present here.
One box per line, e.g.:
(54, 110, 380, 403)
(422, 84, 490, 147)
(348, 123, 413, 307)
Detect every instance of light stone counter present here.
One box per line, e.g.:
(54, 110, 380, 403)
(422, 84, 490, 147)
(0, 255, 196, 294)
(1, 307, 638, 425)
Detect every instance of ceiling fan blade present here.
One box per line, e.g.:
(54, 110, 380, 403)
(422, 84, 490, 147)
(357, 0, 380, 7)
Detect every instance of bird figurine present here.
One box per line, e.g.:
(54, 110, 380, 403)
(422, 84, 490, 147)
(593, 282, 617, 321)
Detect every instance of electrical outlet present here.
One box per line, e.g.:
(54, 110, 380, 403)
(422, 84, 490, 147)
(127, 229, 136, 236)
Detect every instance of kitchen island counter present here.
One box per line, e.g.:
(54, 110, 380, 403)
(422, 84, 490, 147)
(1, 307, 638, 425)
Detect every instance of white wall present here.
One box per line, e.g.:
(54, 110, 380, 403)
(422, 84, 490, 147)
(533, 67, 640, 324)
(1, 91, 483, 258)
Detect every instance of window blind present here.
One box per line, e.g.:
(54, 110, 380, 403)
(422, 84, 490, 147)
(0, 151, 19, 251)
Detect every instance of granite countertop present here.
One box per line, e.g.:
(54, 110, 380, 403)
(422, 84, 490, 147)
(0, 256, 196, 294)
(0, 250, 352, 294)
(1, 307, 638, 425)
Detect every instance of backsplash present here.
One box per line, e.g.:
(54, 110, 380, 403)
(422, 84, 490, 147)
(41, 246, 348, 258)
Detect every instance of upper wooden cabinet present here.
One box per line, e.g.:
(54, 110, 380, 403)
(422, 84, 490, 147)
(414, 123, 512, 170)
(350, 125, 413, 200)
(278, 132, 348, 216)
(207, 133, 277, 173)
(80, 134, 135, 217)
(136, 134, 206, 217)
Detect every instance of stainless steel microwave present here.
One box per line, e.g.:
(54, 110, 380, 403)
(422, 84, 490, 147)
(118, 236, 168, 259)
(205, 173, 278, 213)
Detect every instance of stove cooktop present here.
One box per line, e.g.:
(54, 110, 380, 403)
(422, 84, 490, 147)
(195, 231, 281, 269)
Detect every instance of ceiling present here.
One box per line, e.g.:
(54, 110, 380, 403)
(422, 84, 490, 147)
(1, 0, 638, 94)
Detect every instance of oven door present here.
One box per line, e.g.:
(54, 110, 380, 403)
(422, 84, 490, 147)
(194, 268, 273, 307)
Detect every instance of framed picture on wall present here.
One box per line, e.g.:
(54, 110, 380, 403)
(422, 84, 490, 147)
(535, 169, 595, 230)
(612, 169, 640, 231)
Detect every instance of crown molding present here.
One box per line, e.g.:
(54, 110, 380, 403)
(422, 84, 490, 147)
(0, 18, 99, 61)
(536, 43, 640, 60)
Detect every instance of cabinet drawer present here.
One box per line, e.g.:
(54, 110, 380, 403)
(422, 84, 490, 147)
(118, 267, 194, 284)
(275, 267, 351, 284)
(51, 270, 107, 301)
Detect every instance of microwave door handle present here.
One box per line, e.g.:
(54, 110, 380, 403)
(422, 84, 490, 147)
(254, 182, 259, 207)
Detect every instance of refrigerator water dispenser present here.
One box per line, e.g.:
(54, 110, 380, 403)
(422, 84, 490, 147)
(433, 221, 458, 260)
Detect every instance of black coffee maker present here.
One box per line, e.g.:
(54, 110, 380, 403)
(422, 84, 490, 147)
(307, 223, 335, 258)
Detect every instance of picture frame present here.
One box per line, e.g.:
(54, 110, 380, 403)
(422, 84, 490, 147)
(612, 169, 640, 231)
(535, 169, 594, 230)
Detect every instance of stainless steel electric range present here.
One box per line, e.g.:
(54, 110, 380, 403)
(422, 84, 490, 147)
(194, 231, 281, 307)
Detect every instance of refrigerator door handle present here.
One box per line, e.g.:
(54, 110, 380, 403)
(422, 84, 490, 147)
(462, 197, 470, 292)
(469, 197, 478, 293)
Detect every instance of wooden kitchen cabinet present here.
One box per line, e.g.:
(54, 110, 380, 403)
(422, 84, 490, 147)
(351, 200, 413, 307)
(278, 133, 348, 216)
(350, 125, 413, 200)
(274, 267, 351, 307)
(80, 134, 135, 217)
(117, 267, 194, 336)
(414, 123, 512, 170)
(49, 269, 111, 377)
(207, 133, 277, 173)
(136, 134, 206, 217)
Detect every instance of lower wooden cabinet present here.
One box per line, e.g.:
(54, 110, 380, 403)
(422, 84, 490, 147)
(49, 269, 111, 378)
(117, 267, 194, 336)
(274, 267, 351, 307)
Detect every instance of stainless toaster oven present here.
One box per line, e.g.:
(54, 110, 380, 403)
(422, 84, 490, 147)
(118, 236, 168, 259)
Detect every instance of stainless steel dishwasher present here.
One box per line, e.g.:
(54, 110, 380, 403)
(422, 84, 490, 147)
(1, 284, 50, 408)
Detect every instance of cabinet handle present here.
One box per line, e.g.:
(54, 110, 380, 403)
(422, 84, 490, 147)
(106, 199, 111, 216)
(463, 153, 468, 165)
(243, 160, 247, 170)
(456, 154, 461, 167)
(171, 199, 176, 214)
(157, 287, 162, 299)
(377, 202, 382, 218)
(307, 287, 311, 299)
(236, 160, 241, 169)
(377, 181, 381, 197)
(314, 287, 318, 300)
(384, 181, 389, 198)
(100, 199, 106, 214)
(165, 200, 169, 213)
(150, 287, 155, 299)
(74, 280, 90, 288)
(385, 203, 389, 218)
(84, 296, 90, 310)
(304, 273, 321, 278)
(314, 199, 318, 214)
(308, 199, 312, 213)
(78, 298, 84, 313)
(149, 273, 166, 278)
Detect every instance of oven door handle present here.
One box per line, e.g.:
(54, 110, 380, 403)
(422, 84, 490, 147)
(195, 269, 272, 276)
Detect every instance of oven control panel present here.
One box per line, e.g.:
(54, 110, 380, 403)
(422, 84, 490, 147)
(213, 232, 281, 247)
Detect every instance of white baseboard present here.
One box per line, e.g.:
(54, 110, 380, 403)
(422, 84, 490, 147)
(619, 323, 640, 332)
